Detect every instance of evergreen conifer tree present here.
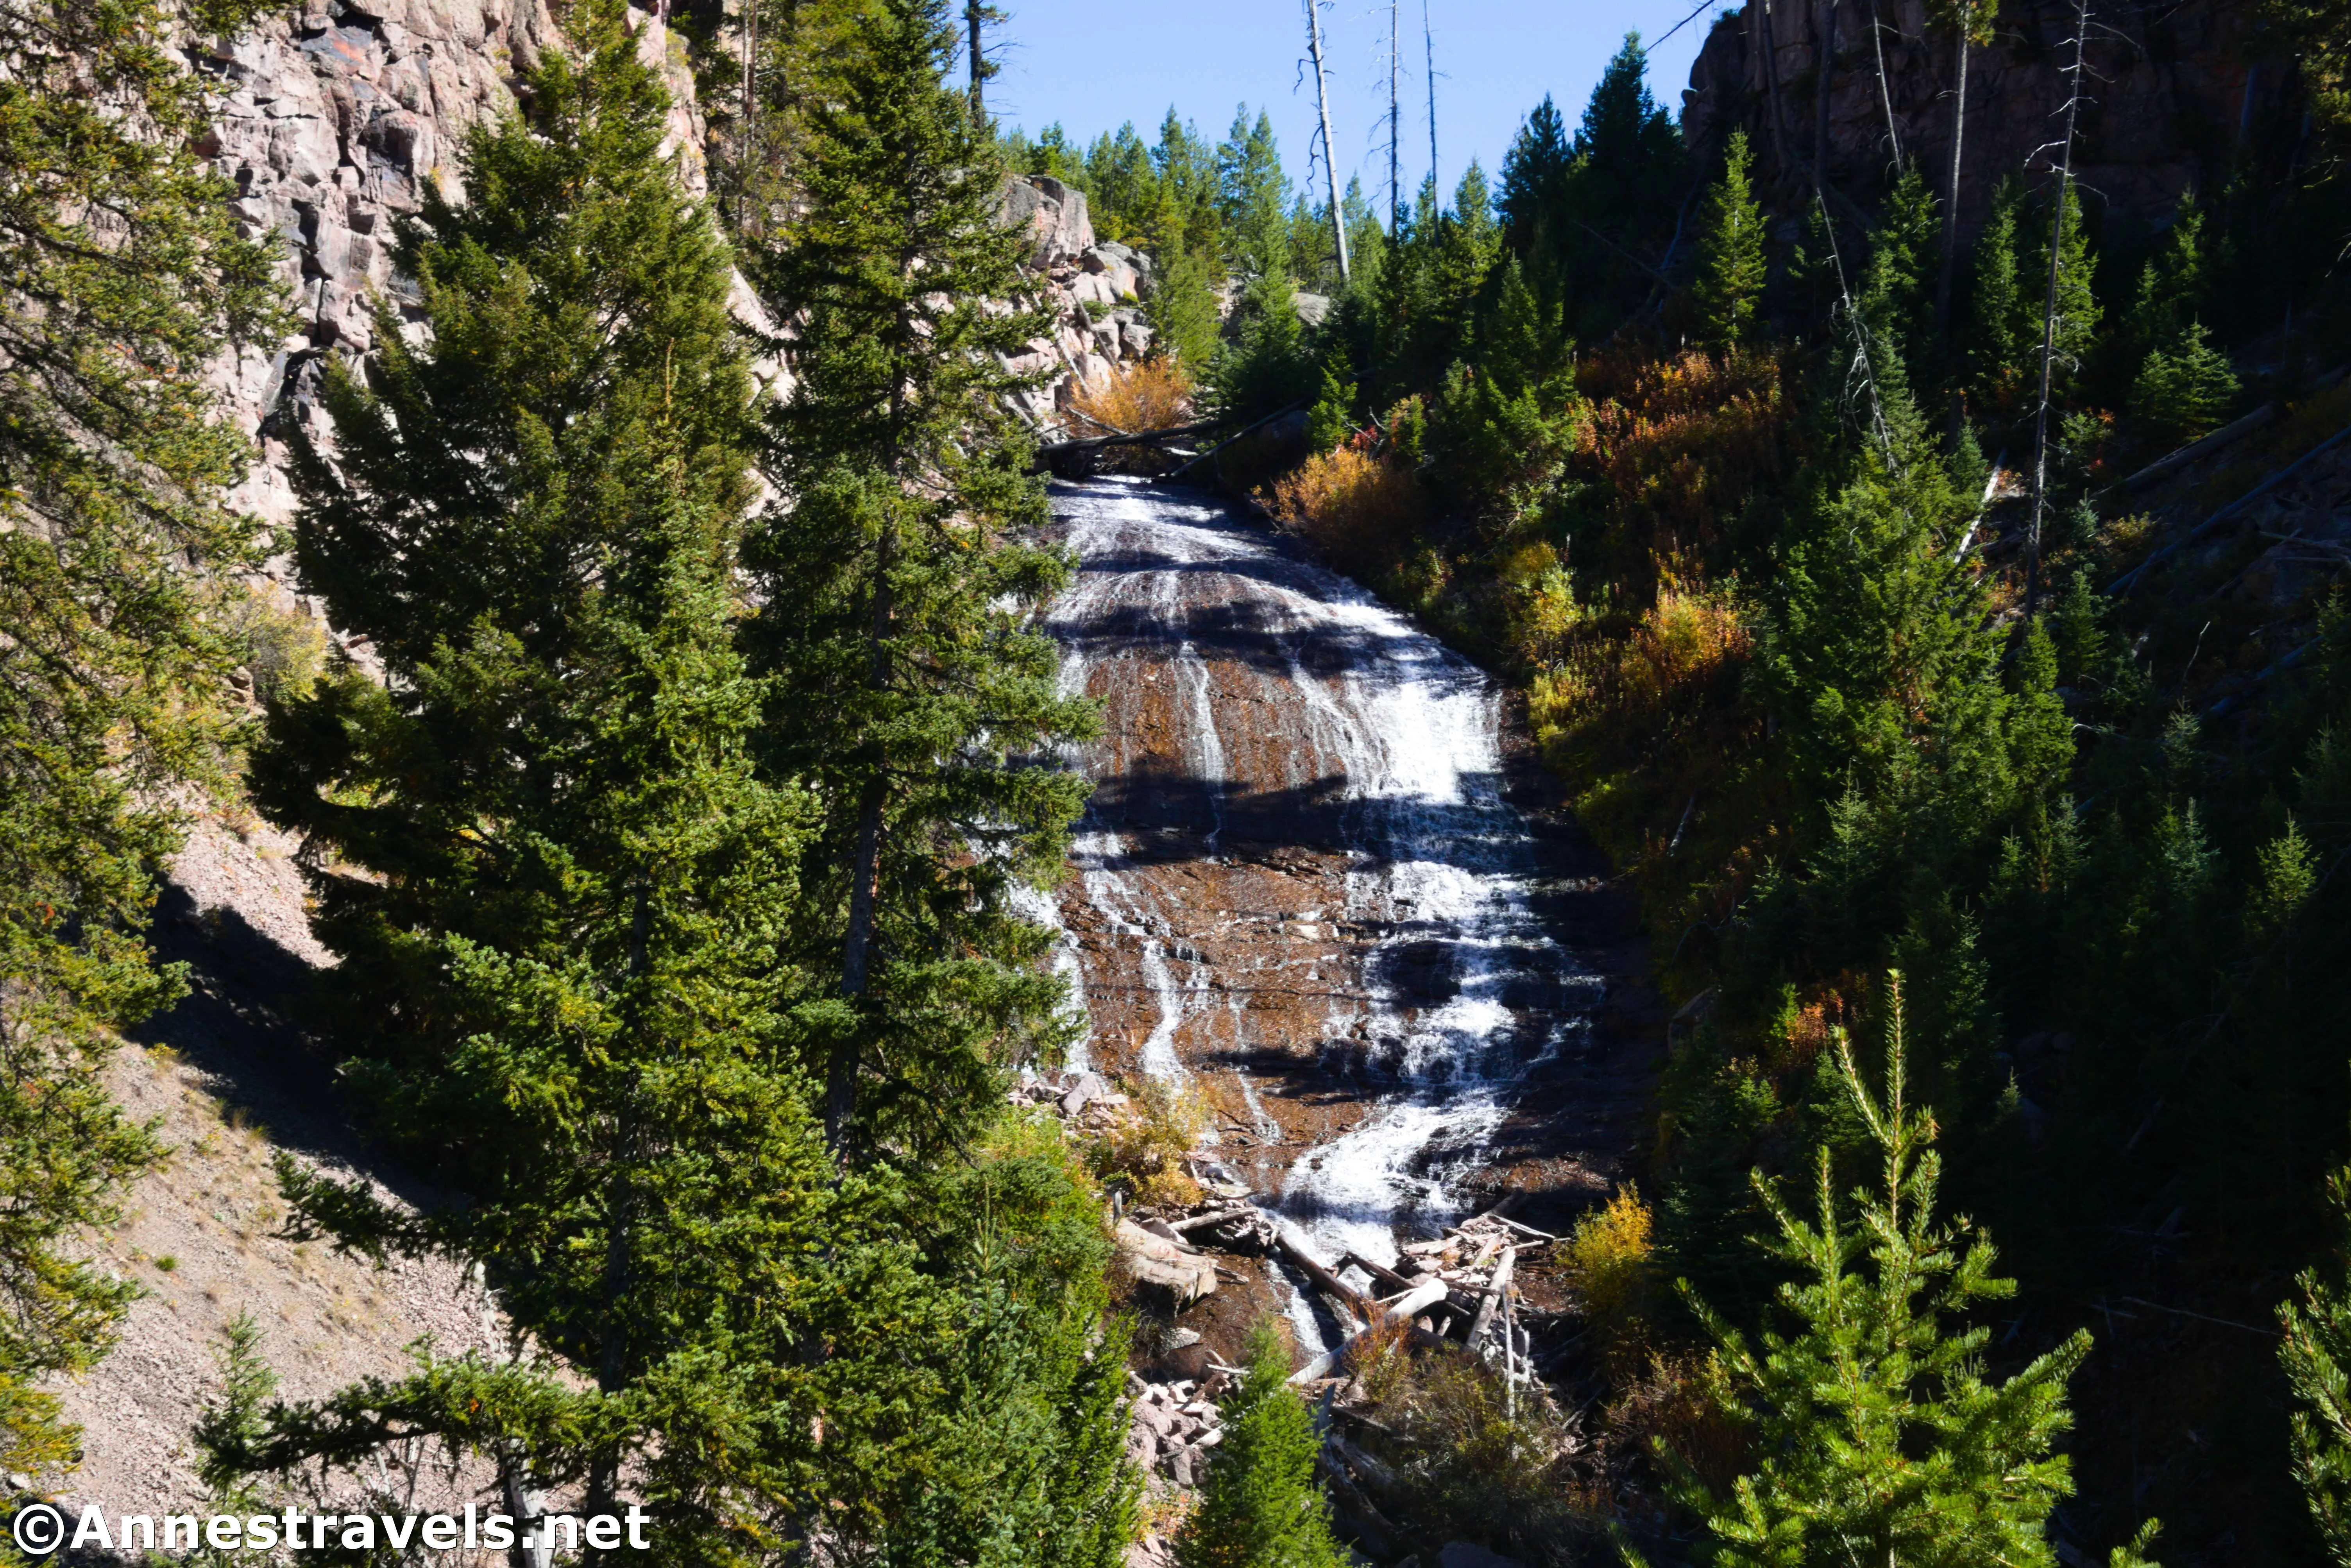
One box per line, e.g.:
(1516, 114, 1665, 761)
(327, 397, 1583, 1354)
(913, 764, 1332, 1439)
(1216, 107, 1292, 280)
(1148, 240, 1226, 372)
(0, 0, 277, 1481)
(2128, 200, 2212, 365)
(1664, 981, 2096, 1567)
(2128, 319, 2238, 452)
(1174, 1320, 1347, 1568)
(1965, 177, 2032, 416)
(242, 10, 849, 1543)
(1497, 95, 1573, 252)
(2031, 177, 2101, 401)
(745, 0, 1095, 1160)
(1861, 166, 1944, 394)
(1693, 131, 1767, 350)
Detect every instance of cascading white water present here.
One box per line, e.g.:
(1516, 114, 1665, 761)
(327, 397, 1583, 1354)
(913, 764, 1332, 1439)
(1040, 476, 1592, 1332)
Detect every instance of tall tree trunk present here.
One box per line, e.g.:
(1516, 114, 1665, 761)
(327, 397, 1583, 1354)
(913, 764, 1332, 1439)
(1866, 0, 1905, 174)
(966, 0, 986, 122)
(1389, 0, 1402, 233)
(2027, 0, 2091, 619)
(1424, 0, 1438, 193)
(827, 536, 895, 1156)
(1306, 0, 1351, 283)
(1934, 18, 1971, 331)
(737, 0, 756, 231)
(503, 1458, 554, 1568)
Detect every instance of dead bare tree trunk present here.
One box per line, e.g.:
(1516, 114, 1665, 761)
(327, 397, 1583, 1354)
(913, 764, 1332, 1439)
(1933, 4, 1979, 332)
(1306, 0, 1351, 283)
(1866, 0, 1905, 174)
(2026, 0, 2092, 619)
(1424, 0, 1439, 192)
(1389, 0, 1402, 233)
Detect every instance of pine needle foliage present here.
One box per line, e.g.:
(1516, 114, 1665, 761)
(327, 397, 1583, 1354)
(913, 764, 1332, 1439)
(1663, 977, 2096, 1568)
(1174, 1320, 1347, 1568)
(0, 0, 281, 1483)
(745, 0, 1095, 1165)
(2283, 1163, 2351, 1563)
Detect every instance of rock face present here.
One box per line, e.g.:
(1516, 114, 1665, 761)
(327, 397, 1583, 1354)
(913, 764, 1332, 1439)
(995, 175, 1163, 424)
(1682, 0, 2270, 236)
(202, 5, 1152, 542)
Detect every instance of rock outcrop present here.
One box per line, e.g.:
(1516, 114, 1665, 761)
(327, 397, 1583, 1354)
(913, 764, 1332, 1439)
(1682, 0, 2274, 236)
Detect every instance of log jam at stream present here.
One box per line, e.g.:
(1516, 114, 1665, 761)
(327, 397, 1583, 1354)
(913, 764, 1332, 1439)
(1035, 477, 1657, 1355)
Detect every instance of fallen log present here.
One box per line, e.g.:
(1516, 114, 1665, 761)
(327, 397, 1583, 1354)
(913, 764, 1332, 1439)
(1373, 1279, 1451, 1328)
(1171, 1205, 1258, 1234)
(2116, 403, 2279, 492)
(1034, 417, 1220, 462)
(1274, 1228, 1372, 1320)
(2106, 420, 2351, 596)
(1464, 1245, 1517, 1352)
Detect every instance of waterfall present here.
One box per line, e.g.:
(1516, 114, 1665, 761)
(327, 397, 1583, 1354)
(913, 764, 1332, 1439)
(1040, 476, 1601, 1310)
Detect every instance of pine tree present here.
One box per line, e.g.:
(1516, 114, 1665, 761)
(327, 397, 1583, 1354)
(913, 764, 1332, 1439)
(1148, 240, 1225, 372)
(1084, 122, 1162, 242)
(1497, 95, 1573, 252)
(2283, 1162, 2351, 1563)
(1174, 1320, 1347, 1568)
(2129, 200, 2212, 364)
(1556, 32, 1687, 335)
(746, 0, 1095, 1161)
(2128, 319, 2238, 452)
(0, 0, 278, 1483)
(1309, 354, 1362, 451)
(1763, 410, 2015, 837)
(1216, 106, 1292, 280)
(1861, 166, 1944, 395)
(1664, 981, 2096, 1567)
(1693, 130, 1767, 350)
(1965, 177, 2032, 416)
(1149, 107, 1224, 263)
(1481, 254, 1553, 399)
(241, 11, 849, 1544)
(1215, 267, 1314, 422)
(2032, 176, 2101, 402)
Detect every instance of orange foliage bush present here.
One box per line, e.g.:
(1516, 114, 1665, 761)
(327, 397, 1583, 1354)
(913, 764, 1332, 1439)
(1066, 357, 1194, 435)
(1265, 447, 1425, 571)
(1572, 347, 1786, 566)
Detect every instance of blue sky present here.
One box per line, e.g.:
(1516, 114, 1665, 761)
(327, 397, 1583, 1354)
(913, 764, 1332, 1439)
(988, 1, 1725, 210)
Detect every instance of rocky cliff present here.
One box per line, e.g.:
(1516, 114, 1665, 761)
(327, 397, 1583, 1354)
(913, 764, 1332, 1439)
(1682, 0, 2278, 234)
(202, 3, 1145, 546)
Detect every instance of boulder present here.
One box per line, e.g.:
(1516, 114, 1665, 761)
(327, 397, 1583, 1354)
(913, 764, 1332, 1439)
(1057, 1069, 1111, 1115)
(1115, 1218, 1218, 1304)
(1292, 290, 1333, 328)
